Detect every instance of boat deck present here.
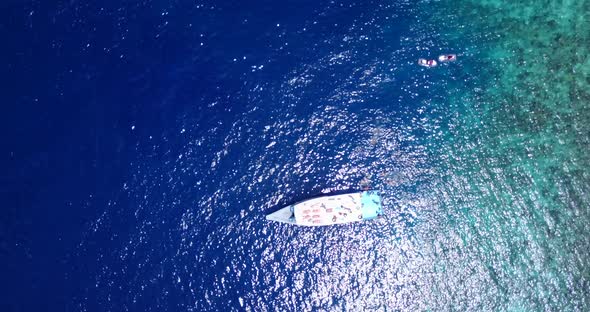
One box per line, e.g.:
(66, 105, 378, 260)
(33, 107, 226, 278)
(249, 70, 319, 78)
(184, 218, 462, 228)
(294, 193, 363, 226)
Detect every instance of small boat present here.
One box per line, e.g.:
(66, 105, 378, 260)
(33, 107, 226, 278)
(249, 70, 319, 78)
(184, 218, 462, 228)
(418, 58, 437, 68)
(266, 191, 383, 226)
(438, 54, 457, 62)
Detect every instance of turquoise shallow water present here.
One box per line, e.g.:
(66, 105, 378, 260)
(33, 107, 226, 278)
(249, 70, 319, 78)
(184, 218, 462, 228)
(406, 0, 590, 310)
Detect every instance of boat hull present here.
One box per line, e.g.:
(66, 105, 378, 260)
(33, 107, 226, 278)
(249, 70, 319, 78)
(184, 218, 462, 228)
(266, 191, 383, 226)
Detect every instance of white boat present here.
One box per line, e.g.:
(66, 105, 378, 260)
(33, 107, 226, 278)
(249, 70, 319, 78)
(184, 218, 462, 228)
(438, 54, 457, 62)
(266, 191, 383, 226)
(418, 58, 437, 68)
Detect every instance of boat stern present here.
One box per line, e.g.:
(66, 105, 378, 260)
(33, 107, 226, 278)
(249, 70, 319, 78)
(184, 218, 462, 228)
(360, 191, 383, 220)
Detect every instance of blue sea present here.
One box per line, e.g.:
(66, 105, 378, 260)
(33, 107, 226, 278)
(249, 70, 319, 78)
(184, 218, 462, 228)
(3, 0, 590, 311)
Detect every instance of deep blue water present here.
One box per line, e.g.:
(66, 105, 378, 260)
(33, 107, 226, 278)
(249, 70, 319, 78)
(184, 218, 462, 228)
(2, 1, 415, 310)
(5, 0, 590, 311)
